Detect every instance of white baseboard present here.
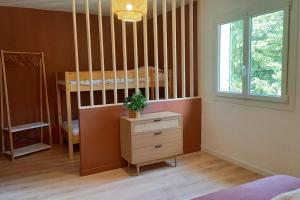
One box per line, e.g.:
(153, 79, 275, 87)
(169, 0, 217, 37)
(202, 146, 274, 176)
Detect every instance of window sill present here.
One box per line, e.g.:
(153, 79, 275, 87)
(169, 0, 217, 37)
(213, 93, 295, 112)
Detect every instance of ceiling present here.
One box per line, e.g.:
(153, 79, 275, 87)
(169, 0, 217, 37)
(0, 0, 192, 16)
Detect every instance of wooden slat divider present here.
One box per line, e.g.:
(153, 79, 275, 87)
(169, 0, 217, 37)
(153, 0, 159, 100)
(172, 0, 178, 99)
(143, 16, 149, 101)
(162, 0, 169, 99)
(72, 0, 81, 107)
(181, 0, 186, 98)
(110, 4, 118, 104)
(122, 21, 128, 97)
(133, 22, 139, 93)
(197, 0, 201, 97)
(69, 0, 197, 106)
(85, 0, 94, 106)
(98, 0, 106, 104)
(189, 0, 194, 97)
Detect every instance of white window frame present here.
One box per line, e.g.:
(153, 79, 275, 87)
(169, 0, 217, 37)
(216, 0, 291, 104)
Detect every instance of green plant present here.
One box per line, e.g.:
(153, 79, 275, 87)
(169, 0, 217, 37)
(123, 91, 148, 112)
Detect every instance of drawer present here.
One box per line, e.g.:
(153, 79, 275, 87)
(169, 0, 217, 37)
(133, 118, 180, 134)
(132, 141, 183, 164)
(132, 129, 182, 149)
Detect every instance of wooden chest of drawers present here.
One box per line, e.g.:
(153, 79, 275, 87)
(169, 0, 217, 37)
(120, 112, 183, 175)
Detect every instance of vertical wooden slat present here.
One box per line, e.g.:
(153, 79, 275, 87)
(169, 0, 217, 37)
(133, 22, 139, 93)
(85, 0, 94, 106)
(72, 0, 81, 107)
(98, 0, 106, 104)
(122, 21, 128, 97)
(150, 70, 155, 99)
(172, 0, 178, 99)
(143, 15, 149, 101)
(162, 0, 168, 99)
(111, 4, 118, 104)
(189, 0, 194, 97)
(197, 0, 201, 97)
(153, 0, 159, 100)
(181, 0, 186, 98)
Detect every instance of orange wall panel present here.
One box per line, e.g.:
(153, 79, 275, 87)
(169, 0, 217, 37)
(79, 98, 201, 176)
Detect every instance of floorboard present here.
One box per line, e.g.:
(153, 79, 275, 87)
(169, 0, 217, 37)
(0, 145, 262, 200)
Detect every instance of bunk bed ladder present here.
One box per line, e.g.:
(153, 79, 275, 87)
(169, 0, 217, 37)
(0, 50, 52, 160)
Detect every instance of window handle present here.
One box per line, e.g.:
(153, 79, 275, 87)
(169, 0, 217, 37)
(242, 65, 247, 77)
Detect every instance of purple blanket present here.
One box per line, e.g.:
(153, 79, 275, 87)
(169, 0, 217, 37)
(194, 175, 300, 200)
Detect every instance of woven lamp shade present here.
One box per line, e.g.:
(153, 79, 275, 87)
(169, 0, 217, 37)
(112, 0, 147, 22)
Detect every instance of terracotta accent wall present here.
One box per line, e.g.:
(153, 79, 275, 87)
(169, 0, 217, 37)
(0, 6, 143, 145)
(0, 7, 76, 146)
(0, 4, 198, 148)
(79, 98, 201, 176)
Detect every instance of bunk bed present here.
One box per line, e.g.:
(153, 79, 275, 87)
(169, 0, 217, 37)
(56, 66, 173, 158)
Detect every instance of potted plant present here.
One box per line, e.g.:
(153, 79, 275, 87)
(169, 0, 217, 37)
(124, 91, 148, 118)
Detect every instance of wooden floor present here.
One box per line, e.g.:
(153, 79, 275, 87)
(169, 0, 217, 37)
(0, 145, 262, 200)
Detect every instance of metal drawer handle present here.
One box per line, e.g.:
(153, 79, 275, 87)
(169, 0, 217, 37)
(155, 144, 162, 149)
(153, 119, 162, 122)
(154, 132, 162, 136)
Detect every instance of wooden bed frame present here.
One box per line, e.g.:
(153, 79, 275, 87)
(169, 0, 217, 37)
(56, 66, 173, 158)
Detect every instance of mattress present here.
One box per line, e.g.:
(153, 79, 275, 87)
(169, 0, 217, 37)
(58, 78, 148, 86)
(62, 120, 79, 136)
(194, 175, 300, 200)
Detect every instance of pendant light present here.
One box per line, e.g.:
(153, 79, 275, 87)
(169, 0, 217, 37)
(112, 0, 147, 22)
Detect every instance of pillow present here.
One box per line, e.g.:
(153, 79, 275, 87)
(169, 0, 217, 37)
(272, 188, 300, 200)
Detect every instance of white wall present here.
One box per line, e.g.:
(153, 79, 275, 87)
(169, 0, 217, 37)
(200, 0, 300, 176)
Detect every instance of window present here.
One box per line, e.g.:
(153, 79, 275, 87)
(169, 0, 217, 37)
(249, 10, 285, 97)
(219, 20, 244, 94)
(217, 2, 289, 103)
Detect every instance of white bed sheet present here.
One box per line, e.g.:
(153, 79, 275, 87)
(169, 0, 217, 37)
(62, 120, 79, 136)
(61, 78, 147, 86)
(272, 188, 300, 200)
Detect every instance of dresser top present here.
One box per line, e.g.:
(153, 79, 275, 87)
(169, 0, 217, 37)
(121, 112, 181, 122)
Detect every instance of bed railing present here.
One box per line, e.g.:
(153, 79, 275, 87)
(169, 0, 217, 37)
(72, 0, 198, 108)
(56, 67, 167, 92)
